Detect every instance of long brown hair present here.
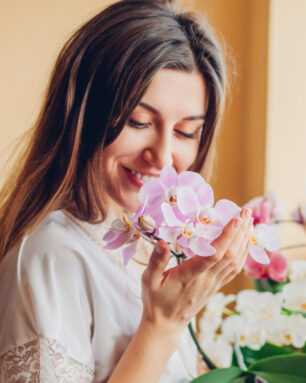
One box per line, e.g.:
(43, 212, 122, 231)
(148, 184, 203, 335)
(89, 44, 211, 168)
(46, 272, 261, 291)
(0, 0, 227, 260)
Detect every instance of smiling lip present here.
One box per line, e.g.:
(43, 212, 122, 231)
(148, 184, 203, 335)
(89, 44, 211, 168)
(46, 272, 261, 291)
(123, 167, 160, 188)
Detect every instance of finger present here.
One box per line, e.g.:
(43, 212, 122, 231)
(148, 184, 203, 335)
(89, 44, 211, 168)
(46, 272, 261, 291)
(211, 214, 252, 274)
(217, 218, 253, 284)
(144, 240, 171, 289)
(206, 216, 243, 266)
(221, 247, 249, 286)
(180, 210, 249, 276)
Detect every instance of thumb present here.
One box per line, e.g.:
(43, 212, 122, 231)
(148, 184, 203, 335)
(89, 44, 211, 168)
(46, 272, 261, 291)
(146, 240, 171, 287)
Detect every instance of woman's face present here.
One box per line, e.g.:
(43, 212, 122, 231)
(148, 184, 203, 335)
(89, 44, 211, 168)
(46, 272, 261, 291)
(103, 69, 209, 213)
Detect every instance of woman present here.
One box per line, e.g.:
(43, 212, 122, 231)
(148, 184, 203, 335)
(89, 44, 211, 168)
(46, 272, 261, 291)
(0, 0, 252, 381)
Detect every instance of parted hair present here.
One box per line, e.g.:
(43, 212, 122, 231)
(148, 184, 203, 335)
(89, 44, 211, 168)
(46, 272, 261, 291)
(0, 0, 227, 260)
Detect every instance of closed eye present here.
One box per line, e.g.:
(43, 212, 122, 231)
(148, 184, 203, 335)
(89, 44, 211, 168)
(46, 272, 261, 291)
(176, 130, 196, 139)
(128, 119, 151, 128)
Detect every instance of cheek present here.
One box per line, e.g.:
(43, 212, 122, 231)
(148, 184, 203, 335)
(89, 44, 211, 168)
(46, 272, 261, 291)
(174, 140, 199, 170)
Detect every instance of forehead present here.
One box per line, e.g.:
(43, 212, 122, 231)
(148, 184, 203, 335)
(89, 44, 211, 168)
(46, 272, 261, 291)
(138, 69, 208, 119)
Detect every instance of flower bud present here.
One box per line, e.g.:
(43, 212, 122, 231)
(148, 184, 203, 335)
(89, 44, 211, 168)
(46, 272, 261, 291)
(138, 215, 156, 233)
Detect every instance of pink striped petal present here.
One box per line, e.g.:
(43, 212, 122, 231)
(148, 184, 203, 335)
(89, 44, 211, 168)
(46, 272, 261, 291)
(123, 241, 138, 265)
(189, 237, 216, 257)
(105, 231, 131, 250)
(103, 230, 117, 243)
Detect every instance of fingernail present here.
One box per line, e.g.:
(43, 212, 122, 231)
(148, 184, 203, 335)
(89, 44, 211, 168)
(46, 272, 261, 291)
(156, 242, 164, 255)
(233, 218, 242, 230)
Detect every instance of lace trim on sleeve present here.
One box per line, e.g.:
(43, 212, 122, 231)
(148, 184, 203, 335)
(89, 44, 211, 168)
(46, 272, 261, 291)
(0, 338, 94, 383)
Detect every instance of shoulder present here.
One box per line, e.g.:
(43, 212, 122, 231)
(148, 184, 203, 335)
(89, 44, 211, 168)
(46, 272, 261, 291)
(17, 210, 90, 274)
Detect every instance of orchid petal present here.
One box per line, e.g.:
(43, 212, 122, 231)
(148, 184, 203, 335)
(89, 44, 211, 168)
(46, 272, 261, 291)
(160, 166, 178, 188)
(105, 231, 132, 250)
(268, 252, 288, 282)
(177, 236, 189, 248)
(189, 237, 216, 257)
(215, 199, 241, 225)
(182, 246, 196, 258)
(248, 243, 270, 264)
(202, 225, 223, 241)
(103, 230, 117, 243)
(139, 179, 164, 204)
(123, 241, 138, 265)
(158, 226, 181, 242)
(135, 194, 149, 219)
(177, 187, 199, 215)
(178, 171, 205, 189)
(255, 224, 281, 251)
(161, 202, 183, 227)
(197, 182, 214, 207)
(244, 255, 266, 279)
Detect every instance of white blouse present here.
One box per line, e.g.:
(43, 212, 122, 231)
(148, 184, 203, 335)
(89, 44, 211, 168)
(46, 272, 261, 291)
(0, 210, 198, 382)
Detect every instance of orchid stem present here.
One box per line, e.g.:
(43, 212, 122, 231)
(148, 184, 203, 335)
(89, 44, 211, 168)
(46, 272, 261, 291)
(142, 231, 217, 369)
(272, 219, 303, 225)
(187, 322, 217, 370)
(176, 256, 217, 370)
(279, 243, 306, 251)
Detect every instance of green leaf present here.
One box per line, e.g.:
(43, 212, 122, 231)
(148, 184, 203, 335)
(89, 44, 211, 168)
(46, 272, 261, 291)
(189, 367, 245, 383)
(248, 354, 306, 383)
(231, 342, 293, 367)
(253, 278, 288, 294)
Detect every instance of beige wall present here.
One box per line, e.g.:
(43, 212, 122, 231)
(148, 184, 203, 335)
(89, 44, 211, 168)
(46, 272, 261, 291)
(266, 0, 306, 261)
(1, 0, 305, 291)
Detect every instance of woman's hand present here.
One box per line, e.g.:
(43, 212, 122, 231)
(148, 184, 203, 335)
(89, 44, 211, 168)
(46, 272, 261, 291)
(141, 207, 253, 337)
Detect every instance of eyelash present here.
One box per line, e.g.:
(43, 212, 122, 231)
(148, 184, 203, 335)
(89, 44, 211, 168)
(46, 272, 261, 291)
(127, 119, 198, 140)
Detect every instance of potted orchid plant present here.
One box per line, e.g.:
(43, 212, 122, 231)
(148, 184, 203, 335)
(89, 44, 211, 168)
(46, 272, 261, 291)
(103, 166, 306, 382)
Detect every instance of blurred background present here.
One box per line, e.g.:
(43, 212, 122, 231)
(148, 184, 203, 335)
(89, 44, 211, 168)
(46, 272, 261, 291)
(1, 0, 305, 292)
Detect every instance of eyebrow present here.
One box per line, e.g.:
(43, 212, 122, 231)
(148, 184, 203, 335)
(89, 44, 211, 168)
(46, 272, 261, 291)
(139, 102, 206, 121)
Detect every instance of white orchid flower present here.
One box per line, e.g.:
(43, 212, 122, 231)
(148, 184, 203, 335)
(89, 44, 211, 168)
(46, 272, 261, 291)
(289, 260, 306, 282)
(266, 314, 306, 348)
(199, 292, 235, 335)
(236, 290, 283, 321)
(282, 280, 306, 313)
(198, 335, 233, 368)
(221, 315, 267, 350)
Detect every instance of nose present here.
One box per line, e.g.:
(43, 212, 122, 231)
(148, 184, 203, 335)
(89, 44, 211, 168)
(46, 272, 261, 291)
(143, 129, 173, 170)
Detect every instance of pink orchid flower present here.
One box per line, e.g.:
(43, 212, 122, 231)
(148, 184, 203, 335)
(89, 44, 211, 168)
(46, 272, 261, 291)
(138, 165, 208, 225)
(157, 169, 240, 258)
(244, 251, 288, 282)
(248, 223, 281, 264)
(158, 204, 217, 257)
(244, 190, 284, 225)
(103, 201, 150, 265)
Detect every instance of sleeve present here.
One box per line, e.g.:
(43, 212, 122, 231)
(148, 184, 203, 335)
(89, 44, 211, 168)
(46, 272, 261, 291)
(0, 225, 95, 383)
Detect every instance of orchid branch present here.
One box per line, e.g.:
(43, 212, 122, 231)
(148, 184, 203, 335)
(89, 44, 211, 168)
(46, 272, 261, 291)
(279, 243, 306, 251)
(175, 256, 217, 370)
